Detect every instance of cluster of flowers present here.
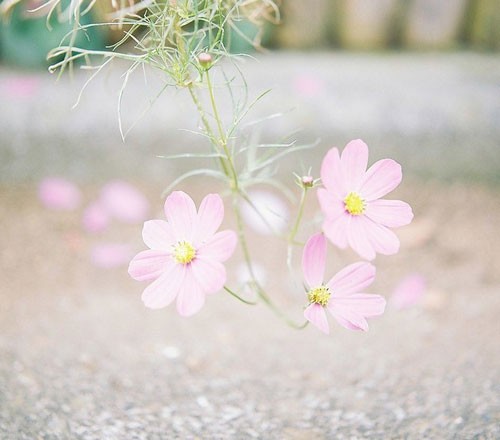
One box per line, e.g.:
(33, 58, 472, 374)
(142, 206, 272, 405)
(129, 139, 413, 334)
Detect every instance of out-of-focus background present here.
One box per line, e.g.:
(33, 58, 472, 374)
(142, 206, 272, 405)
(1, 1, 499, 439)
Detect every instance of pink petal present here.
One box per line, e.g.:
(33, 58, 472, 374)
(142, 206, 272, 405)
(304, 304, 330, 334)
(322, 214, 350, 249)
(327, 262, 376, 296)
(100, 180, 150, 223)
(90, 243, 134, 269)
(142, 263, 185, 309)
(176, 271, 206, 317)
(82, 201, 109, 233)
(330, 294, 386, 317)
(142, 220, 175, 250)
(164, 191, 197, 241)
(317, 188, 344, 220)
(328, 305, 369, 331)
(194, 193, 224, 245)
(197, 230, 237, 263)
(320, 147, 347, 198)
(361, 217, 401, 256)
(391, 274, 426, 310)
(302, 233, 326, 288)
(38, 177, 81, 211)
(340, 139, 368, 191)
(128, 249, 171, 281)
(364, 199, 414, 228)
(347, 216, 377, 260)
(190, 257, 226, 294)
(360, 159, 402, 201)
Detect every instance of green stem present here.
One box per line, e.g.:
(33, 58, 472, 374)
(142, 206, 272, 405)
(224, 286, 257, 305)
(288, 186, 308, 244)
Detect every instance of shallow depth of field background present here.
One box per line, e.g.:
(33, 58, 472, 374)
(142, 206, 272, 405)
(1, 1, 499, 438)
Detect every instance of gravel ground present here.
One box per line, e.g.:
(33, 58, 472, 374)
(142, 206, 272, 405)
(0, 180, 499, 439)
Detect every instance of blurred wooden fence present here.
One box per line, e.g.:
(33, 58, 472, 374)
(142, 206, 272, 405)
(273, 0, 500, 50)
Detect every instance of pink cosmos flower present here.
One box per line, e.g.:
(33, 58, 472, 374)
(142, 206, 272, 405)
(318, 139, 414, 260)
(128, 191, 237, 317)
(302, 233, 386, 334)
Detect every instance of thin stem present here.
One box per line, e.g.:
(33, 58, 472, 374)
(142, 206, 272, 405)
(224, 286, 257, 305)
(288, 186, 308, 244)
(232, 191, 308, 330)
(204, 69, 239, 190)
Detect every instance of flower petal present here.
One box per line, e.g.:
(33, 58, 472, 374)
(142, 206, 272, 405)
(176, 271, 206, 317)
(142, 220, 175, 250)
(164, 191, 197, 241)
(347, 216, 377, 260)
(141, 262, 185, 309)
(360, 159, 402, 201)
(323, 214, 350, 249)
(191, 257, 226, 294)
(327, 262, 376, 296)
(320, 147, 346, 198)
(328, 305, 369, 331)
(302, 233, 327, 288)
(330, 294, 386, 317)
(317, 188, 344, 220)
(304, 304, 330, 334)
(362, 217, 401, 256)
(197, 230, 237, 263)
(341, 139, 368, 191)
(128, 249, 171, 281)
(195, 193, 224, 245)
(364, 199, 414, 228)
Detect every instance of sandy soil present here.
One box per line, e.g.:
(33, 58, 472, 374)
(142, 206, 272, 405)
(0, 178, 499, 439)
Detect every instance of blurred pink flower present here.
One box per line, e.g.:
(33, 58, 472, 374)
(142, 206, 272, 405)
(128, 191, 237, 316)
(100, 180, 150, 224)
(91, 243, 134, 269)
(293, 74, 324, 97)
(38, 177, 82, 211)
(390, 274, 427, 310)
(82, 201, 110, 233)
(302, 233, 385, 334)
(318, 139, 414, 260)
(2, 76, 39, 99)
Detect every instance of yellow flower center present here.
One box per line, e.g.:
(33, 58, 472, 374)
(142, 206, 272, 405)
(344, 191, 365, 215)
(307, 285, 331, 307)
(173, 241, 196, 264)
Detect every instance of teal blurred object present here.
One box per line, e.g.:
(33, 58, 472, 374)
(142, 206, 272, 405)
(0, 0, 105, 68)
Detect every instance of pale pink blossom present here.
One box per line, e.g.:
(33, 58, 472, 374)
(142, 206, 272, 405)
(100, 180, 150, 224)
(390, 273, 427, 310)
(82, 201, 110, 233)
(38, 177, 81, 211)
(128, 191, 237, 316)
(91, 243, 134, 269)
(302, 233, 385, 334)
(318, 139, 413, 260)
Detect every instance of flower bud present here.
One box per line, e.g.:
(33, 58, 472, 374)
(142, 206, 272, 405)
(198, 52, 213, 69)
(301, 175, 314, 188)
